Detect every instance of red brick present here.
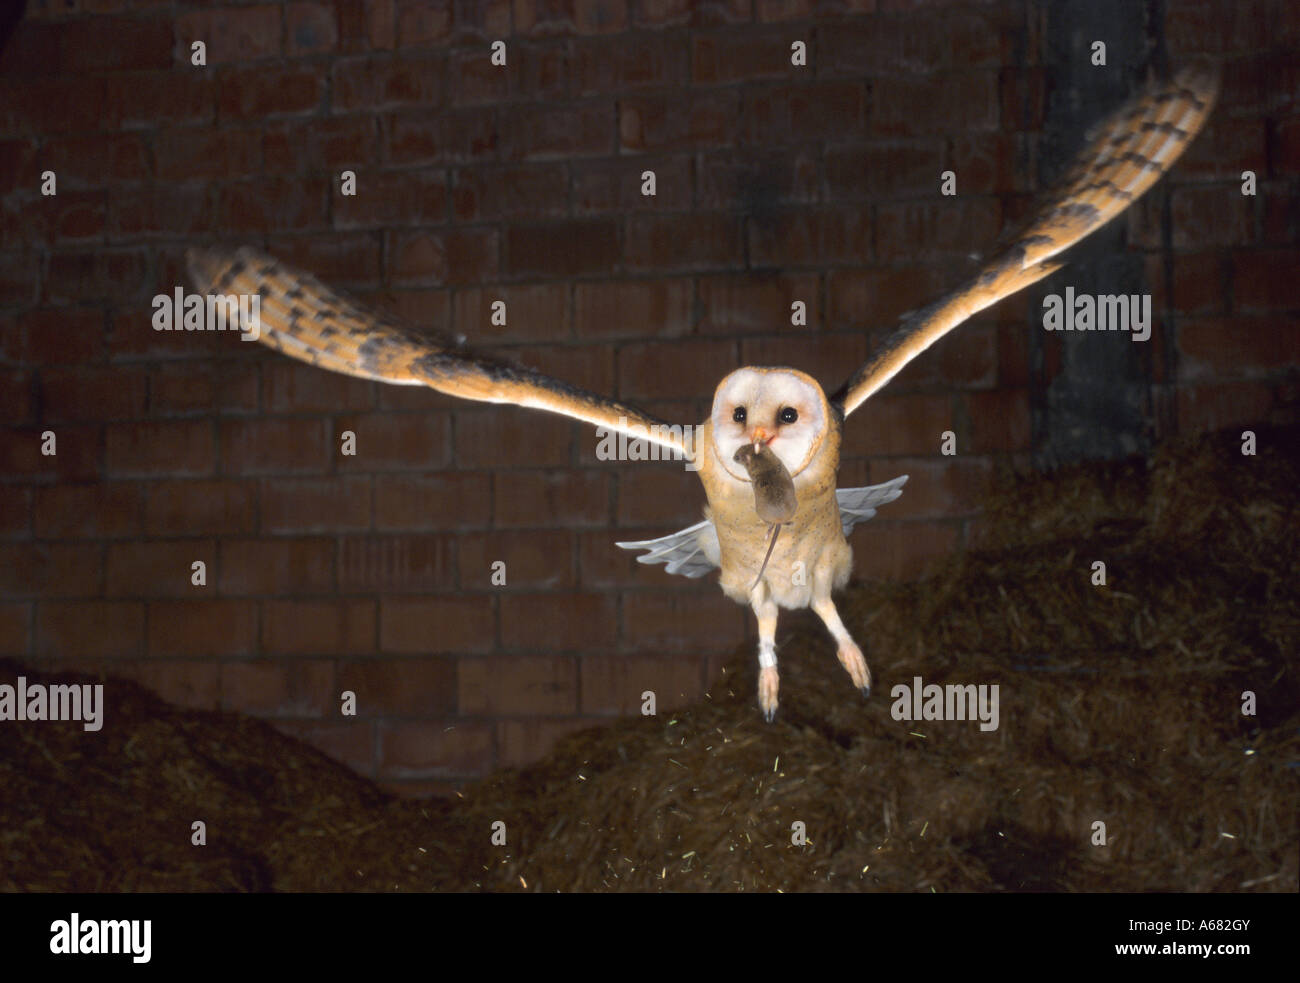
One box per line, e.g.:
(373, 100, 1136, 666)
(574, 278, 693, 339)
(885, 320, 998, 391)
(0, 486, 30, 539)
(876, 198, 1002, 262)
(220, 538, 335, 595)
(105, 540, 215, 597)
(507, 346, 615, 403)
(499, 591, 616, 650)
(396, 0, 451, 46)
(147, 599, 257, 657)
(1169, 185, 1254, 249)
(0, 78, 107, 135)
(0, 138, 42, 191)
(216, 175, 330, 234)
(618, 338, 736, 399)
(503, 101, 614, 160)
(572, 34, 688, 95)
(107, 184, 212, 240)
(840, 392, 954, 456)
(337, 0, 397, 52)
(0, 543, 101, 597)
(999, 66, 1046, 131)
(516, 41, 571, 99)
(0, 425, 101, 482)
(1178, 117, 1267, 180)
(61, 17, 174, 72)
(385, 107, 498, 164)
(44, 249, 150, 305)
(286, 2, 339, 55)
(818, 18, 944, 76)
(826, 141, 947, 200)
(745, 81, 866, 144)
(626, 213, 743, 271)
(496, 717, 596, 767)
(138, 478, 255, 538)
(154, 126, 261, 181)
(494, 470, 611, 527)
(577, 528, 666, 587)
(634, 0, 751, 28)
(333, 412, 451, 471)
(967, 388, 1030, 452)
(220, 659, 336, 717)
(35, 600, 144, 659)
(580, 653, 705, 714)
(111, 660, 221, 710)
(1177, 380, 1278, 433)
(220, 418, 329, 474)
(107, 420, 215, 477)
(619, 90, 739, 152)
(452, 162, 568, 222)
(1178, 316, 1299, 381)
(454, 407, 574, 468)
(104, 71, 213, 129)
(446, 0, 511, 42)
(515, 0, 629, 35)
(0, 602, 28, 654)
(177, 5, 283, 63)
(339, 534, 455, 591)
(748, 207, 872, 267)
(263, 598, 377, 655)
(451, 283, 568, 343)
(11, 190, 107, 245)
(380, 596, 495, 653)
(15, 306, 104, 364)
(1172, 252, 1226, 315)
(1234, 249, 1300, 311)
(873, 72, 999, 135)
(262, 234, 384, 289)
(261, 475, 372, 533)
(262, 116, 379, 174)
(447, 47, 512, 105)
(458, 653, 578, 713)
(692, 30, 798, 85)
(851, 519, 960, 580)
(333, 53, 445, 111)
(217, 63, 323, 118)
(337, 657, 457, 716)
(378, 719, 494, 778)
(0, 23, 59, 78)
(273, 718, 375, 774)
(387, 227, 499, 285)
(620, 590, 747, 652)
(0, 368, 32, 421)
(869, 456, 991, 519)
(333, 168, 448, 228)
(262, 360, 374, 413)
(829, 266, 950, 328)
(615, 467, 706, 526)
(574, 153, 688, 213)
(459, 529, 575, 589)
(41, 366, 147, 422)
(374, 472, 491, 530)
(150, 362, 261, 418)
(738, 333, 867, 390)
(0, 251, 40, 307)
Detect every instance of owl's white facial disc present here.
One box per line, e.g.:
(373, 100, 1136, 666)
(710, 367, 828, 482)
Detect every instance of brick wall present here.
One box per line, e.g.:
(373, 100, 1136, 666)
(0, 0, 1295, 793)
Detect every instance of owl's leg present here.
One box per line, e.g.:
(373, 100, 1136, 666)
(811, 595, 871, 698)
(752, 592, 780, 722)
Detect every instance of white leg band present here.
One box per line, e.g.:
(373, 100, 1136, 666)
(758, 640, 777, 669)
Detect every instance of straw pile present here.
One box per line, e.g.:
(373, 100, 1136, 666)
(2, 425, 1296, 892)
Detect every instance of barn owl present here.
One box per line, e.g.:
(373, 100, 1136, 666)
(186, 68, 1217, 721)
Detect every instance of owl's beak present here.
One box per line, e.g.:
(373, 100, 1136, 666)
(750, 426, 773, 449)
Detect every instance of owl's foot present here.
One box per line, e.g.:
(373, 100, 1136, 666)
(758, 665, 780, 722)
(837, 642, 871, 698)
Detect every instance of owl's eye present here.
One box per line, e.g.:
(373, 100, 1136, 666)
(779, 407, 798, 425)
(733, 406, 747, 424)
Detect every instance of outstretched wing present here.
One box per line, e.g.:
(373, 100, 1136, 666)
(616, 520, 720, 579)
(837, 475, 909, 536)
(185, 246, 692, 456)
(833, 66, 1219, 418)
(617, 477, 909, 579)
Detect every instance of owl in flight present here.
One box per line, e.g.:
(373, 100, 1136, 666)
(188, 68, 1216, 722)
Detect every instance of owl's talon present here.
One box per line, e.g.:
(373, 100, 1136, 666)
(837, 641, 871, 694)
(861, 685, 871, 699)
